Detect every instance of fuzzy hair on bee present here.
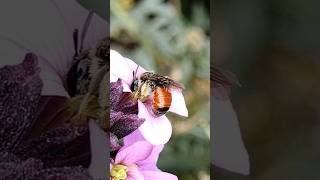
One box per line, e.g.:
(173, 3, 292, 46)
(140, 72, 183, 89)
(131, 70, 183, 117)
(131, 80, 153, 102)
(131, 71, 183, 101)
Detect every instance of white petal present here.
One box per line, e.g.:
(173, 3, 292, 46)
(138, 101, 172, 145)
(168, 89, 188, 117)
(125, 58, 147, 77)
(211, 98, 250, 175)
(122, 81, 132, 92)
(110, 73, 118, 83)
(88, 119, 109, 179)
(110, 50, 133, 85)
(0, 37, 69, 97)
(110, 75, 131, 92)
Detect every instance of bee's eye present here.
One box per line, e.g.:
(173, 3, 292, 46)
(130, 81, 135, 92)
(130, 80, 139, 91)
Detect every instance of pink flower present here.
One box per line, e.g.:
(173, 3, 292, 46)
(110, 50, 188, 145)
(110, 140, 178, 180)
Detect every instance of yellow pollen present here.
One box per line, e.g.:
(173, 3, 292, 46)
(111, 164, 128, 180)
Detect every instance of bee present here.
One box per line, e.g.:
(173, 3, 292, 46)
(62, 10, 108, 129)
(131, 68, 183, 117)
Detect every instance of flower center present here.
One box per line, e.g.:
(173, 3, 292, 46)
(111, 164, 128, 180)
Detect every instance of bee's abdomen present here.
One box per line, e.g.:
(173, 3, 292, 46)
(152, 87, 172, 116)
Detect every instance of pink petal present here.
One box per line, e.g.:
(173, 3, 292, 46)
(110, 50, 148, 92)
(124, 130, 145, 145)
(127, 165, 145, 180)
(110, 75, 131, 92)
(124, 131, 164, 171)
(168, 89, 188, 117)
(0, 44, 69, 97)
(138, 145, 164, 168)
(40, 66, 71, 97)
(138, 101, 172, 145)
(110, 50, 135, 85)
(137, 162, 159, 172)
(52, 0, 107, 53)
(88, 120, 108, 179)
(141, 171, 178, 180)
(0, 0, 107, 97)
(211, 98, 250, 175)
(115, 141, 153, 165)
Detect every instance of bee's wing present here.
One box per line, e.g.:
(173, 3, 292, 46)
(140, 72, 162, 82)
(141, 72, 184, 89)
(169, 80, 184, 90)
(211, 66, 240, 87)
(211, 66, 240, 100)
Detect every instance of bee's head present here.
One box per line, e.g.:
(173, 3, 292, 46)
(131, 65, 140, 92)
(130, 79, 140, 92)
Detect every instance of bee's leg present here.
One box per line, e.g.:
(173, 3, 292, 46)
(135, 81, 143, 100)
(98, 71, 109, 129)
(70, 66, 107, 126)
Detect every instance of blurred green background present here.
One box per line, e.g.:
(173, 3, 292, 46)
(213, 0, 320, 179)
(110, 0, 210, 179)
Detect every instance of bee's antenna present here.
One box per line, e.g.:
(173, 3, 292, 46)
(79, 10, 94, 53)
(131, 65, 140, 91)
(133, 65, 140, 79)
(73, 29, 79, 58)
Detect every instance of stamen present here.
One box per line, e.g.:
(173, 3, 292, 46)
(111, 164, 128, 180)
